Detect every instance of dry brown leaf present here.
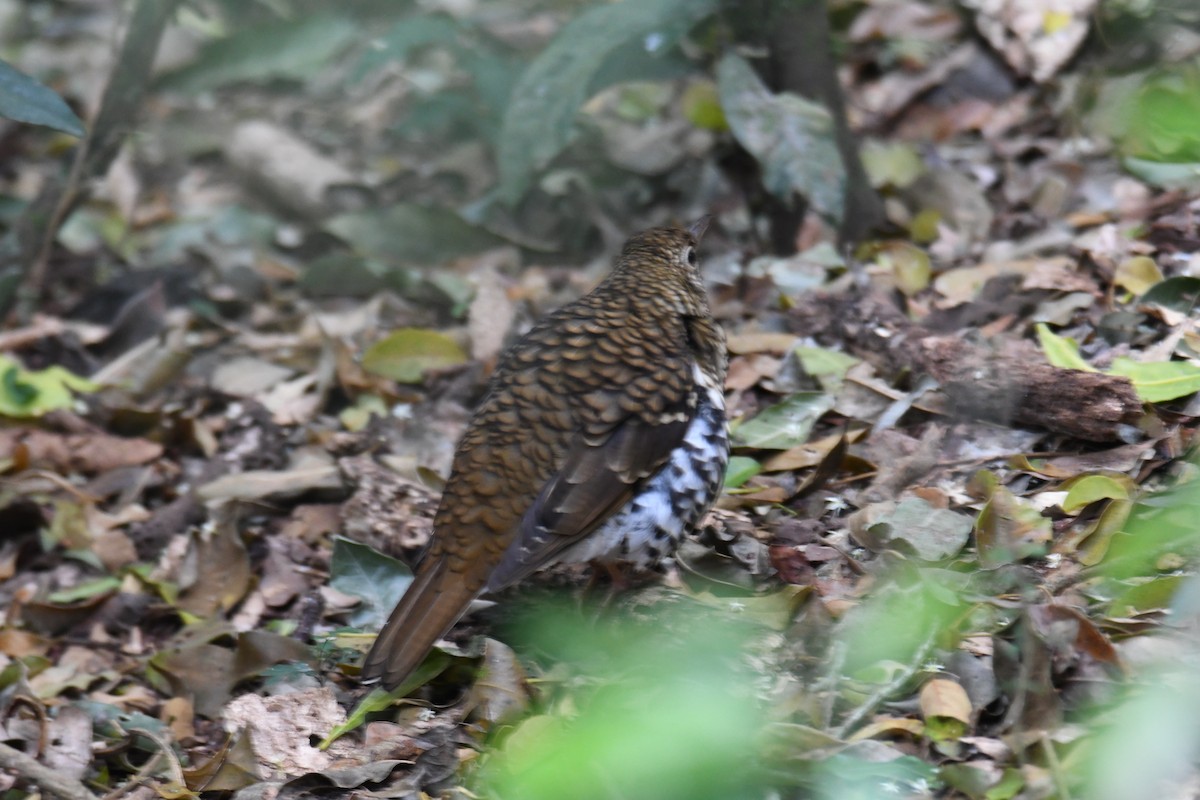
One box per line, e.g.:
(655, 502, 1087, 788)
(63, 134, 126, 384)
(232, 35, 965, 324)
(846, 716, 925, 742)
(161, 696, 196, 743)
(726, 354, 782, 391)
(176, 520, 252, 618)
(197, 463, 342, 504)
(0, 429, 163, 474)
(1029, 604, 1122, 669)
(210, 357, 295, 398)
(279, 503, 343, 546)
(258, 537, 309, 608)
(0, 629, 49, 658)
(919, 678, 973, 725)
(92, 529, 139, 571)
(225, 120, 360, 218)
(1019, 256, 1096, 294)
(726, 332, 799, 355)
(761, 433, 846, 472)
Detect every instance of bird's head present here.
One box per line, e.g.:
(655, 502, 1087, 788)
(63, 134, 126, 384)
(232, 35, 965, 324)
(609, 217, 713, 315)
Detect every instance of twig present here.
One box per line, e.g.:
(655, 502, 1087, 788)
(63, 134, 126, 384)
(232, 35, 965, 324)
(0, 742, 99, 800)
(831, 625, 939, 739)
(99, 727, 187, 800)
(0, 0, 181, 322)
(1041, 732, 1073, 800)
(817, 640, 846, 730)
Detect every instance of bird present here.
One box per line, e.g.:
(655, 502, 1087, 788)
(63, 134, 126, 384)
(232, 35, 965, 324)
(360, 218, 729, 691)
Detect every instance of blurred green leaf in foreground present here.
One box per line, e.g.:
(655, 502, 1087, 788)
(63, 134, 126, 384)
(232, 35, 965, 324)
(1076, 461, 1200, 799)
(479, 600, 765, 800)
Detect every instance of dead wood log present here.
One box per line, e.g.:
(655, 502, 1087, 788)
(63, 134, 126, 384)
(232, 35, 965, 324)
(790, 290, 1146, 443)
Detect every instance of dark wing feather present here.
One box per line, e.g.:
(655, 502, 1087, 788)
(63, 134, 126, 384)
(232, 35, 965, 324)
(485, 411, 690, 592)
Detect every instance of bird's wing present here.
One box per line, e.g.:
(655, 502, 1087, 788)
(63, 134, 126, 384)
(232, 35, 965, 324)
(485, 394, 693, 592)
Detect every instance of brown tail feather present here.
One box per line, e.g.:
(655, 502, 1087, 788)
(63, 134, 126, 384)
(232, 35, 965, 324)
(360, 558, 478, 690)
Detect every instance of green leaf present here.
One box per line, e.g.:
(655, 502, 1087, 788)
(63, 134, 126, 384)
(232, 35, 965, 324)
(300, 253, 389, 298)
(876, 241, 932, 296)
(1109, 357, 1200, 402)
(1140, 276, 1200, 311)
(716, 53, 845, 223)
(351, 15, 462, 81)
(975, 487, 1051, 568)
(0, 59, 85, 136)
(1114, 256, 1163, 295)
(723, 456, 761, 489)
(324, 204, 502, 267)
(793, 346, 858, 393)
(1035, 323, 1096, 372)
(481, 604, 761, 800)
(47, 576, 122, 604)
(1107, 575, 1186, 619)
(1123, 157, 1200, 191)
(1061, 474, 1133, 514)
(986, 767, 1027, 800)
(0, 355, 96, 417)
(1121, 70, 1200, 163)
(681, 81, 726, 131)
(496, 0, 717, 202)
(732, 392, 833, 450)
(1079, 497, 1133, 566)
(362, 328, 468, 384)
(159, 13, 358, 92)
(860, 139, 923, 189)
(322, 651, 453, 746)
(329, 538, 414, 629)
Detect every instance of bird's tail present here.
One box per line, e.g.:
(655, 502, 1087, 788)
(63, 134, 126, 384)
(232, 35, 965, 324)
(360, 557, 476, 691)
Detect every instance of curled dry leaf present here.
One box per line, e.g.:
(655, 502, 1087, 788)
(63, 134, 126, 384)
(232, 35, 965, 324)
(920, 678, 973, 725)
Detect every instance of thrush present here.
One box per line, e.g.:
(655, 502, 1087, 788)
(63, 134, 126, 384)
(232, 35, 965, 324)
(361, 219, 729, 690)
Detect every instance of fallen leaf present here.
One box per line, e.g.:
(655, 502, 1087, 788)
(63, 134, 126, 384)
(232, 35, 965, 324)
(726, 332, 799, 355)
(362, 328, 469, 384)
(1114, 256, 1163, 295)
(732, 392, 833, 450)
(0, 355, 96, 417)
(920, 678, 973, 726)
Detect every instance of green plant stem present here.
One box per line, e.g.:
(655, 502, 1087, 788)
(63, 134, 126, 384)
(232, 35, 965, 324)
(721, 0, 884, 250)
(0, 0, 181, 323)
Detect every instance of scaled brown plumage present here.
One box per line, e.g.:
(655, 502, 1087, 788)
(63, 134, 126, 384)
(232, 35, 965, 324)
(361, 220, 729, 690)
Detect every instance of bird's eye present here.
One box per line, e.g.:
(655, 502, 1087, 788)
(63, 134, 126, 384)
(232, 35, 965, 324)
(684, 247, 697, 267)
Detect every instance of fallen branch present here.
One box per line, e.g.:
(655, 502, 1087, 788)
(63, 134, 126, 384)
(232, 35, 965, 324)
(790, 290, 1146, 443)
(832, 625, 938, 739)
(0, 742, 99, 800)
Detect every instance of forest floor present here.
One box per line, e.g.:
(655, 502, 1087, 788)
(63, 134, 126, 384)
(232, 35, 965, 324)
(2, 2, 1200, 799)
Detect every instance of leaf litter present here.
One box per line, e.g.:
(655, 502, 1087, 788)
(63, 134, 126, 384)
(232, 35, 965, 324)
(1, 2, 1200, 799)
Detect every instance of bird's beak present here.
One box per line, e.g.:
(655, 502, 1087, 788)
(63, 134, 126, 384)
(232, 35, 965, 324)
(687, 215, 712, 240)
